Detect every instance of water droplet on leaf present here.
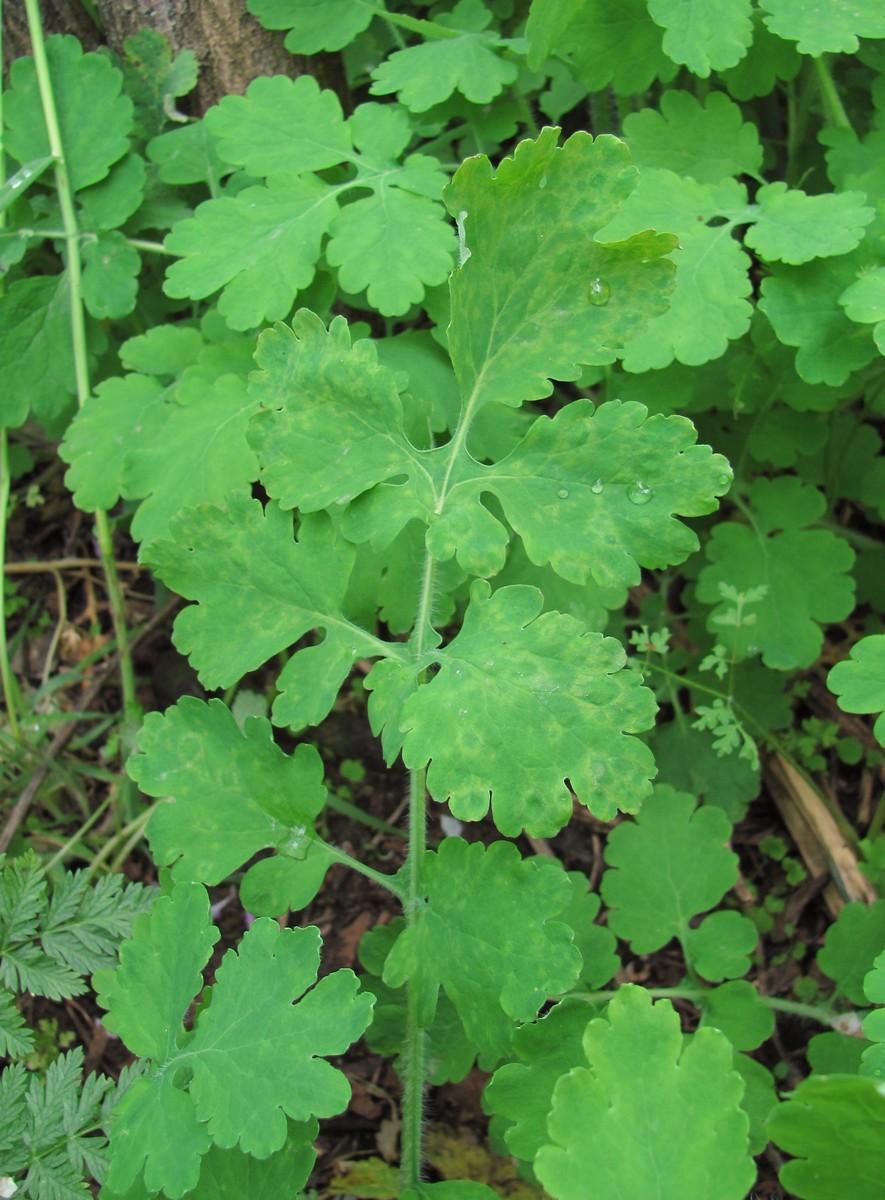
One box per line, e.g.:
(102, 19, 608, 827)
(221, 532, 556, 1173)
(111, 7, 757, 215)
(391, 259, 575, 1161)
(591, 479, 604, 494)
(539, 175, 548, 189)
(718, 473, 731, 488)
(557, 487, 569, 499)
(587, 277, 611, 306)
(627, 481, 653, 506)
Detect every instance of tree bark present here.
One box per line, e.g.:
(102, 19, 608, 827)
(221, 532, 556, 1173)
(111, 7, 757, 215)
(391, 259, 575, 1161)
(5, 0, 350, 115)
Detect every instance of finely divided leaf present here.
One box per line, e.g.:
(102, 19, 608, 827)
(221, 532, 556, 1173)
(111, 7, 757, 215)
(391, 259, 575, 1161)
(444, 128, 677, 410)
(601, 786, 739, 954)
(388, 581, 657, 836)
(383, 838, 580, 1061)
(535, 986, 755, 1200)
(129, 697, 336, 914)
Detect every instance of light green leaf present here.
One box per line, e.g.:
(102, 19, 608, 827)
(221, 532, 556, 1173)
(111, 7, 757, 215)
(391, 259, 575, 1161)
(828, 635, 885, 745)
(247, 0, 374, 54)
(526, 0, 677, 94)
(535, 986, 754, 1200)
(119, 324, 205, 377)
(444, 128, 677, 410)
(77, 152, 146, 230)
(370, 0, 517, 112)
(327, 189, 455, 314)
(759, 253, 880, 385)
(623, 90, 763, 184)
(100, 885, 372, 1196)
(129, 698, 334, 915)
(125, 374, 260, 544)
(597, 171, 753, 369)
(840, 266, 885, 353)
(484, 1000, 591, 1163)
(700, 980, 775, 1051)
(685, 910, 758, 982)
(143, 497, 383, 728)
(384, 581, 657, 836)
(4, 35, 132, 192)
(861, 950, 885, 1079)
(817, 899, 885, 1005)
(647, 0, 754, 76)
(759, 0, 885, 54)
(205, 74, 351, 175)
(81, 231, 141, 319)
(185, 1128, 317, 1200)
(558, 873, 619, 989)
(164, 175, 338, 330)
(768, 1075, 885, 1200)
(0, 275, 75, 428)
(697, 477, 856, 669)
(745, 183, 874, 264)
(383, 838, 580, 1061)
(601, 786, 738, 954)
(437, 398, 732, 588)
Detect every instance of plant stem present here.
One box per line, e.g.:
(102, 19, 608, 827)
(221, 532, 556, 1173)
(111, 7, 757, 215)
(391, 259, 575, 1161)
(0, 433, 22, 742)
(400, 762, 429, 1194)
(24, 0, 140, 813)
(572, 985, 848, 1028)
(814, 55, 853, 132)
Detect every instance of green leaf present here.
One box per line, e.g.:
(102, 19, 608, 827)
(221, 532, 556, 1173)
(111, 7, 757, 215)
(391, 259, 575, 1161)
(4, 35, 132, 192)
(684, 910, 758, 982)
(383, 838, 580, 1061)
(699, 980, 775, 1051)
(164, 174, 339, 330)
(0, 988, 34, 1057)
(381, 581, 657, 836)
(623, 90, 763, 184)
(205, 74, 350, 174)
(745, 183, 874, 265)
(828, 635, 885, 745)
(558, 873, 619, 989)
(759, 0, 885, 54)
(720, 11, 801, 99)
(185, 1128, 318, 1200)
(526, 0, 677, 95)
(535, 986, 755, 1200)
(327, 187, 454, 314)
(100, 883, 373, 1196)
(647, 0, 754, 76)
(129, 697, 335, 914)
(861, 950, 885, 1079)
(0, 155, 55, 215)
(78, 152, 147, 230)
(120, 27, 198, 140)
(649, 721, 761, 822)
(840, 266, 885, 354)
(817, 899, 885, 1005)
(484, 999, 592, 1163)
(369, 0, 517, 112)
(144, 497, 383, 729)
(147, 121, 226, 187)
(768, 1075, 885, 1200)
(601, 786, 738, 954)
(697, 477, 856, 669)
(437, 398, 732, 589)
(81, 231, 141, 319)
(0, 275, 76, 428)
(759, 253, 880, 385)
(247, 0, 374, 54)
(444, 128, 677, 410)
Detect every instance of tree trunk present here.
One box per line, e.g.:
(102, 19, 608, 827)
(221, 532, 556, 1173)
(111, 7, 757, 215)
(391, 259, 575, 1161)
(4, 0, 349, 115)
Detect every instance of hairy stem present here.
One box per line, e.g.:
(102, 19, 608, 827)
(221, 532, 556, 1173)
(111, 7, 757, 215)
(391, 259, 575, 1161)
(0, 433, 22, 742)
(572, 986, 851, 1028)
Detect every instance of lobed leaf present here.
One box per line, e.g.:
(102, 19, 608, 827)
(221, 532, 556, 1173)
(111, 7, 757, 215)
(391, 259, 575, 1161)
(444, 127, 677, 410)
(129, 697, 335, 914)
(817, 899, 885, 1006)
(697, 477, 855, 669)
(4, 35, 132, 192)
(768, 1075, 885, 1200)
(535, 985, 755, 1200)
(601, 786, 739, 954)
(759, 0, 885, 54)
(828, 634, 885, 745)
(247, 0, 372, 53)
(647, 0, 754, 76)
(745, 183, 874, 265)
(377, 581, 657, 836)
(383, 838, 580, 1061)
(623, 90, 763, 184)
